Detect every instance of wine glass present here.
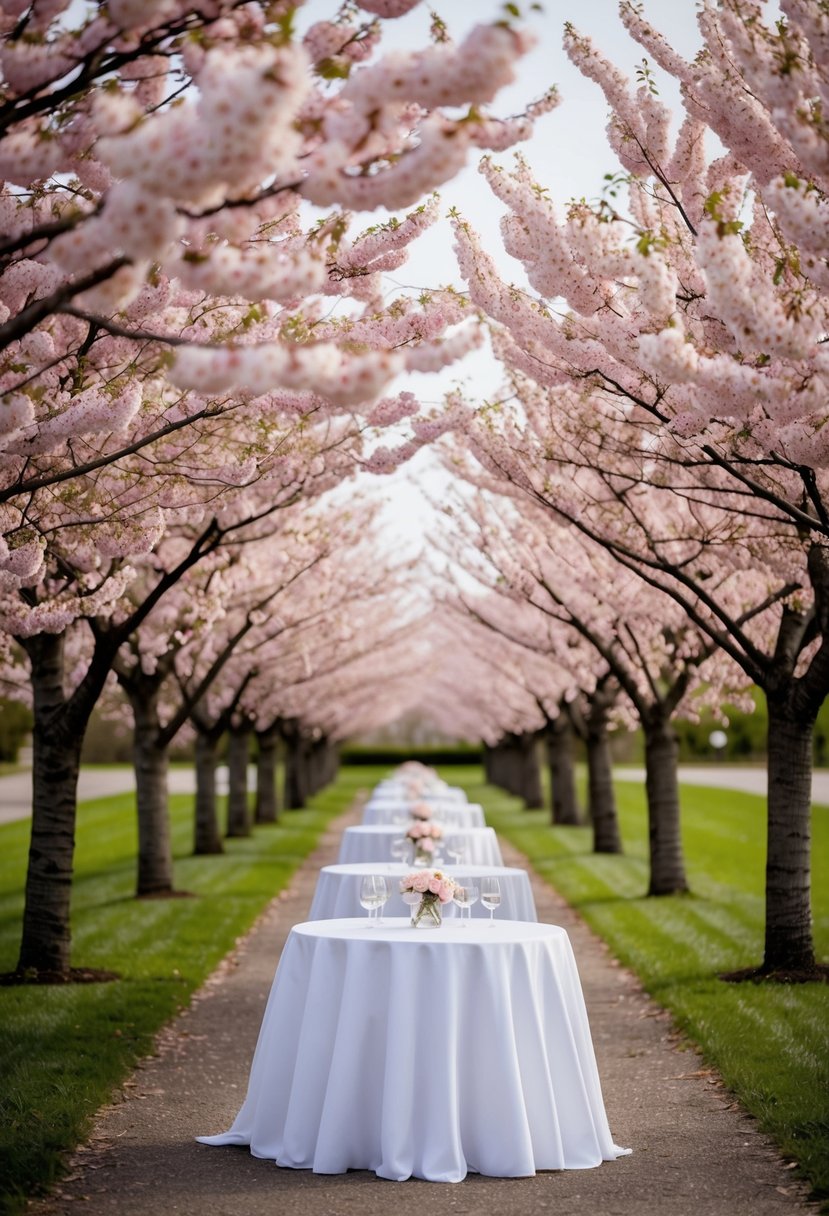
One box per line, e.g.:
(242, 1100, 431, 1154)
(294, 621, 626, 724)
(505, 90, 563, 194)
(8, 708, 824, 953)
(480, 877, 501, 927)
(445, 834, 465, 866)
(374, 876, 390, 925)
(401, 888, 421, 924)
(390, 837, 409, 865)
(453, 883, 479, 928)
(359, 876, 383, 926)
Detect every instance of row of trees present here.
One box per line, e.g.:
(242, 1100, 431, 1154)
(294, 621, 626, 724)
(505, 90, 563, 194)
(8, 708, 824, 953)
(436, 0, 829, 979)
(0, 0, 549, 977)
(1, 0, 827, 985)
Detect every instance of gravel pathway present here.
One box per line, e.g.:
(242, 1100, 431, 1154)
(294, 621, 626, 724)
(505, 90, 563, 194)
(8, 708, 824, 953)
(28, 801, 816, 1216)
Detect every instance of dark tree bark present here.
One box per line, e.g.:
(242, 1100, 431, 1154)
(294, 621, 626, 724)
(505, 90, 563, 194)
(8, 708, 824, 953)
(225, 725, 252, 838)
(16, 634, 83, 974)
(486, 739, 506, 789)
(763, 694, 817, 972)
(586, 719, 621, 853)
(193, 731, 223, 855)
(13, 518, 224, 974)
(305, 736, 327, 798)
(546, 715, 581, 825)
(489, 735, 518, 795)
(254, 726, 280, 824)
(583, 685, 622, 854)
(325, 741, 340, 786)
(485, 732, 542, 807)
(127, 681, 174, 896)
(283, 721, 309, 809)
(643, 713, 688, 896)
(518, 731, 543, 808)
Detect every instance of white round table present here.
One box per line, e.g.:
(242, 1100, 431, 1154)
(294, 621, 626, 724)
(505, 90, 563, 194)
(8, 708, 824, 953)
(198, 918, 630, 1182)
(337, 824, 504, 867)
(373, 784, 468, 803)
(361, 801, 486, 828)
(307, 862, 537, 922)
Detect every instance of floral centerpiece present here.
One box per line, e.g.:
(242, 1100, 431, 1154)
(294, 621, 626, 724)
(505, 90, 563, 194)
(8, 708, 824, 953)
(401, 869, 458, 928)
(406, 819, 443, 865)
(409, 801, 433, 821)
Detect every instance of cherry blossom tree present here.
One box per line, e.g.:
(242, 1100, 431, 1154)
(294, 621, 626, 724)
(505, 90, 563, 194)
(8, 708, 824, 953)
(0, 0, 553, 978)
(442, 368, 821, 965)
(184, 503, 411, 829)
(111, 498, 365, 893)
(441, 0, 829, 976)
(436, 480, 757, 887)
(448, 589, 625, 846)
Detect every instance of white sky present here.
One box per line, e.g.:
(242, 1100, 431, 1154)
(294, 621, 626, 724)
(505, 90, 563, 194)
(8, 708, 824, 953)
(299, 0, 712, 551)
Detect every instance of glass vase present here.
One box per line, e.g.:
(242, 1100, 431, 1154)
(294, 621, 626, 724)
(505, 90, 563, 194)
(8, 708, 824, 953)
(412, 893, 442, 928)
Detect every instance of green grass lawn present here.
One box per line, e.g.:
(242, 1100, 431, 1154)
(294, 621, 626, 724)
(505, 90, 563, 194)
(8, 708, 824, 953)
(0, 766, 379, 1216)
(440, 766, 829, 1209)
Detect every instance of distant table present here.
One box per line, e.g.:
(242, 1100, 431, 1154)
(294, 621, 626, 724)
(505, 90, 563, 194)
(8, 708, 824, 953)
(361, 801, 486, 828)
(374, 783, 468, 803)
(308, 862, 537, 922)
(198, 918, 630, 1181)
(337, 824, 503, 867)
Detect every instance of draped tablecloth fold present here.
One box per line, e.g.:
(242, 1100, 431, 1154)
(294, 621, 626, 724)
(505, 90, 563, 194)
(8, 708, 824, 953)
(198, 918, 631, 1182)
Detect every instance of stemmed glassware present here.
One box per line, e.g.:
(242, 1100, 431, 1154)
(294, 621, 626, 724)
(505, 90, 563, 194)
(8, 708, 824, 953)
(401, 888, 421, 923)
(390, 837, 409, 865)
(480, 877, 501, 926)
(359, 875, 387, 927)
(445, 834, 465, 866)
(375, 876, 390, 925)
(453, 883, 479, 928)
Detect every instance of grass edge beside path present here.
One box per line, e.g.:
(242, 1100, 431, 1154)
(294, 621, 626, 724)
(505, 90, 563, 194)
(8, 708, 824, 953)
(0, 767, 375, 1216)
(453, 767, 829, 1212)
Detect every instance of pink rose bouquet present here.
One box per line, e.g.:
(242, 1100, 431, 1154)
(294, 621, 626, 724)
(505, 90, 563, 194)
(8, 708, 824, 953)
(400, 869, 458, 928)
(410, 801, 433, 821)
(405, 819, 443, 864)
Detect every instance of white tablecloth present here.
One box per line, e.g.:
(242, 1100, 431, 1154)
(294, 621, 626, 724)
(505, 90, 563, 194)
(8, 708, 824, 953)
(198, 918, 630, 1181)
(361, 801, 486, 828)
(337, 824, 503, 867)
(307, 863, 537, 922)
(374, 782, 468, 803)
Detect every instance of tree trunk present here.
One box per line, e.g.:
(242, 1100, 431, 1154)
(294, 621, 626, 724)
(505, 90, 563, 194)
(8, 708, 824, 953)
(763, 695, 816, 972)
(586, 716, 622, 854)
(284, 730, 308, 809)
(492, 739, 515, 793)
(498, 734, 523, 797)
(254, 727, 280, 825)
(519, 731, 543, 808)
(320, 739, 339, 788)
(16, 633, 82, 975)
(547, 716, 581, 825)
(487, 740, 505, 789)
(193, 732, 223, 855)
(643, 715, 688, 895)
(305, 737, 324, 798)
(130, 688, 175, 896)
(226, 727, 252, 838)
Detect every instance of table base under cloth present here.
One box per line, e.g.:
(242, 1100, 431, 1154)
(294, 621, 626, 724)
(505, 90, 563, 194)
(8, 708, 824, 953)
(197, 918, 631, 1183)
